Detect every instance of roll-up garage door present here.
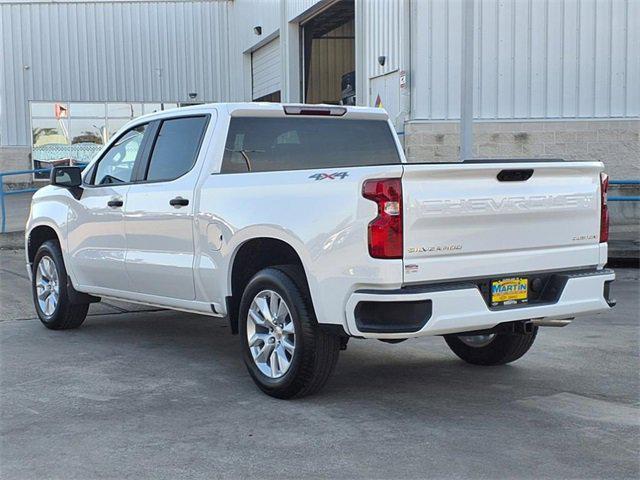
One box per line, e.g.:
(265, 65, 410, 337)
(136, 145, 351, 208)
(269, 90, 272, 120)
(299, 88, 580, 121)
(251, 38, 281, 101)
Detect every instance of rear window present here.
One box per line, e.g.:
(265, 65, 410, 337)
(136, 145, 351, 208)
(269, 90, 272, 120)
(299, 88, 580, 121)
(145, 116, 208, 182)
(221, 117, 401, 173)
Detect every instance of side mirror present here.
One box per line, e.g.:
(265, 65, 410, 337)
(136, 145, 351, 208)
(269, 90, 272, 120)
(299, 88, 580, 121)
(51, 166, 82, 188)
(50, 166, 83, 199)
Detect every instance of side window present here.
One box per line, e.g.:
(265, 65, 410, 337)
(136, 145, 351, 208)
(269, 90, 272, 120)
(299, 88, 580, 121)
(91, 125, 147, 185)
(145, 116, 208, 182)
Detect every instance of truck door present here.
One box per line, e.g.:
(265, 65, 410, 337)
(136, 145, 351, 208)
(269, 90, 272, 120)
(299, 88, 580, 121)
(123, 114, 211, 301)
(67, 124, 150, 292)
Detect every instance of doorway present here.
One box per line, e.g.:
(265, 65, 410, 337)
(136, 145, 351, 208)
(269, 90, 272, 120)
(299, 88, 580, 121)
(301, 0, 355, 105)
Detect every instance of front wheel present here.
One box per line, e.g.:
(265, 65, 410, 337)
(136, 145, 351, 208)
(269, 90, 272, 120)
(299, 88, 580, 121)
(444, 328, 538, 366)
(239, 266, 341, 399)
(32, 240, 89, 330)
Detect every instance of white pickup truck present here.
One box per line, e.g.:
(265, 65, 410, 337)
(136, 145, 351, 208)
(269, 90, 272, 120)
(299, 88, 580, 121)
(26, 103, 615, 398)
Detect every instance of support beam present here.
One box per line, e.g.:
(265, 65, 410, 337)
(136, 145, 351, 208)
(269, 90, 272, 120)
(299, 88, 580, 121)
(460, 0, 475, 161)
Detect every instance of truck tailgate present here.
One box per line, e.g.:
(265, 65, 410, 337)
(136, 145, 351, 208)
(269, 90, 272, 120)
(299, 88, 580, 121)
(401, 161, 604, 284)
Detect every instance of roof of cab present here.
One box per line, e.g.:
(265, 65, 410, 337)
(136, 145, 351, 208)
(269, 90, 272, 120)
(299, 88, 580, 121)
(134, 102, 390, 122)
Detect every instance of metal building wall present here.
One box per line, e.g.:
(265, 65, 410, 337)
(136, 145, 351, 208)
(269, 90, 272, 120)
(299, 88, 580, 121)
(229, 0, 280, 54)
(225, 0, 281, 102)
(3, 0, 637, 147)
(0, 0, 230, 146)
(361, 0, 404, 79)
(286, 0, 324, 22)
(411, 0, 640, 120)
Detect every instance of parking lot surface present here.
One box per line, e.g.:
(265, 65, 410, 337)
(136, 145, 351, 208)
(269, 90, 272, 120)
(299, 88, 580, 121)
(1, 248, 638, 479)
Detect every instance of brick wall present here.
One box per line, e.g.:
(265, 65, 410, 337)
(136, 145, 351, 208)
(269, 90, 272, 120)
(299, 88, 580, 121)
(0, 147, 33, 184)
(405, 119, 640, 180)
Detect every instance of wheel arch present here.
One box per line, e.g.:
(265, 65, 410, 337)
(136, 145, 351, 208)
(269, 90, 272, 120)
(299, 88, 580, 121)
(27, 224, 62, 265)
(227, 236, 311, 335)
(27, 222, 100, 305)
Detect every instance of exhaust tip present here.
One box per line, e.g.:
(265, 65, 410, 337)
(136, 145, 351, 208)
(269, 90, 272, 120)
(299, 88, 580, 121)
(529, 318, 573, 328)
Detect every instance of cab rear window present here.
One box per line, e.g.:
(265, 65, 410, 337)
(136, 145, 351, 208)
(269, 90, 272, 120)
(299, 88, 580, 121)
(221, 117, 401, 173)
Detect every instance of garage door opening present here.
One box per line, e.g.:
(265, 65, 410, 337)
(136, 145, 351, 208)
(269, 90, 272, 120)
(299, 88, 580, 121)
(302, 0, 355, 105)
(252, 37, 281, 102)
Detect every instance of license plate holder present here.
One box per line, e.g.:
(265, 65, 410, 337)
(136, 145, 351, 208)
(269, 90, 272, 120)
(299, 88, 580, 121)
(491, 277, 528, 307)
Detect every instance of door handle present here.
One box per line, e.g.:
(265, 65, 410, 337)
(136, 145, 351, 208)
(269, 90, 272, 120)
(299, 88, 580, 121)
(107, 199, 123, 208)
(169, 197, 189, 207)
(497, 169, 534, 182)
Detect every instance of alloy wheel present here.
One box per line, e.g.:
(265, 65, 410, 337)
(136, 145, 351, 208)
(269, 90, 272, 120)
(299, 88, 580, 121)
(35, 256, 60, 317)
(246, 290, 296, 378)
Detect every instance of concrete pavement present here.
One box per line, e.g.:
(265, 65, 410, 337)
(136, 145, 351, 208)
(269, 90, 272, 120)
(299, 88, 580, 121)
(0, 248, 638, 479)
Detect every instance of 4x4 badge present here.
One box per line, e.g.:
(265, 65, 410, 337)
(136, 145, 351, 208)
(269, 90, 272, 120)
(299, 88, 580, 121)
(309, 172, 349, 181)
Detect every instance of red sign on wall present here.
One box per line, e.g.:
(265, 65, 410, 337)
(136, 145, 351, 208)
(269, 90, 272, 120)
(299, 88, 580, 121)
(54, 103, 68, 119)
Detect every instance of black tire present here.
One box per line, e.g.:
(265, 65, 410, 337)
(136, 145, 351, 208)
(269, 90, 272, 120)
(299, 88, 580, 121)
(444, 328, 538, 366)
(32, 240, 89, 330)
(239, 266, 341, 399)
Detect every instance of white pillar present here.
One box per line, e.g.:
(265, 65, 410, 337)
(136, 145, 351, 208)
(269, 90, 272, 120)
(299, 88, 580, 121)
(281, 0, 301, 102)
(460, 0, 475, 161)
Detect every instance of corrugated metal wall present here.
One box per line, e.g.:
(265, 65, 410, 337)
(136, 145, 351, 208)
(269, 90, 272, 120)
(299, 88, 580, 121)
(229, 0, 280, 54)
(225, 0, 281, 102)
(0, 0, 230, 146)
(286, 0, 323, 21)
(362, 0, 403, 79)
(2, 0, 638, 146)
(412, 0, 640, 120)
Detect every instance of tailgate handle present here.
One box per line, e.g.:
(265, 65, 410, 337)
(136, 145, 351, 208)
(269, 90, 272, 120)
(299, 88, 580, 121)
(497, 169, 534, 182)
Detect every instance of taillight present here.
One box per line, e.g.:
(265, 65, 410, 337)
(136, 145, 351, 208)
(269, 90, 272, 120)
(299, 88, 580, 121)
(600, 172, 609, 243)
(362, 178, 403, 259)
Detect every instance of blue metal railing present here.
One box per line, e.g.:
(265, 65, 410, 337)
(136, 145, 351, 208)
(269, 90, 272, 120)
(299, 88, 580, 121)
(609, 180, 640, 202)
(0, 168, 52, 234)
(1, 164, 89, 233)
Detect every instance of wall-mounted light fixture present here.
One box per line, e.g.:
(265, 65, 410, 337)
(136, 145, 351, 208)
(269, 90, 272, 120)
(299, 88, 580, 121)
(254, 26, 262, 35)
(188, 92, 198, 99)
(378, 56, 386, 67)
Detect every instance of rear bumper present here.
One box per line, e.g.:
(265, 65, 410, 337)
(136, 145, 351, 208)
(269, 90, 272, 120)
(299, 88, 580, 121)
(345, 269, 615, 339)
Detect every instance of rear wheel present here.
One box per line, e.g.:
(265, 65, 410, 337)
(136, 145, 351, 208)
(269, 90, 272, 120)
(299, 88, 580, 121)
(239, 266, 341, 399)
(444, 328, 537, 365)
(32, 240, 89, 330)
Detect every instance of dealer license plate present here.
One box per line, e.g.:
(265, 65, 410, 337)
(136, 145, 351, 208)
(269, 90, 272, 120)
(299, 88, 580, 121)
(491, 277, 528, 306)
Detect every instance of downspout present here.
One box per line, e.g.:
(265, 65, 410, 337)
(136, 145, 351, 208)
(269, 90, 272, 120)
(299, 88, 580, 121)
(398, 0, 412, 143)
(460, 0, 475, 160)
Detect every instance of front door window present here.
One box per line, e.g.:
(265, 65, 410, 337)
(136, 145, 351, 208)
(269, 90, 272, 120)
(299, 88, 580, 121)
(91, 125, 147, 185)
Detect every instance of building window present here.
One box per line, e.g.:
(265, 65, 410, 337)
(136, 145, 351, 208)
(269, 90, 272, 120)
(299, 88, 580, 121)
(30, 101, 180, 179)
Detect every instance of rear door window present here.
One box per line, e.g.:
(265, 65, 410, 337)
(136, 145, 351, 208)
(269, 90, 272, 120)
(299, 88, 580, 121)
(221, 118, 401, 173)
(144, 116, 209, 182)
